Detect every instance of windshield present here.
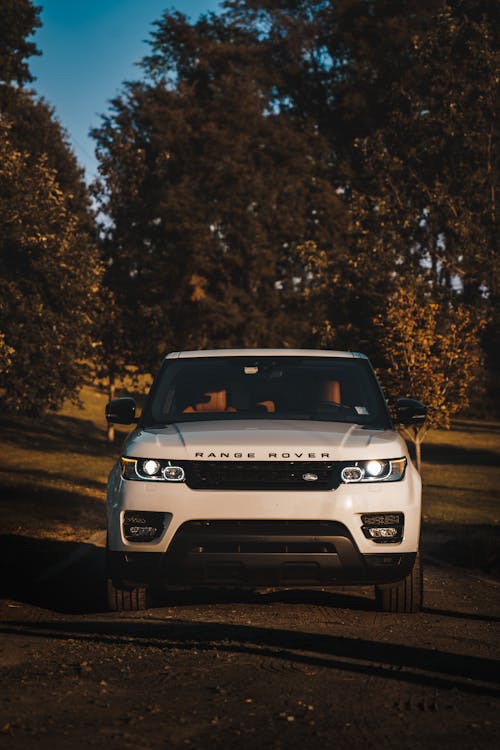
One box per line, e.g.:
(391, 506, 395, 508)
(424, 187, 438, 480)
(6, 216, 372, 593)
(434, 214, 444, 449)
(141, 356, 391, 428)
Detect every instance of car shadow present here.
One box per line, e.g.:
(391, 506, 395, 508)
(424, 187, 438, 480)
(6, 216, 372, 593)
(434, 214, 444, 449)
(0, 534, 373, 614)
(421, 522, 500, 578)
(2, 533, 499, 626)
(0, 534, 107, 614)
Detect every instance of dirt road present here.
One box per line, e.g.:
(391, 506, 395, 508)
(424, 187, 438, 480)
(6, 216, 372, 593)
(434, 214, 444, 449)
(0, 535, 499, 749)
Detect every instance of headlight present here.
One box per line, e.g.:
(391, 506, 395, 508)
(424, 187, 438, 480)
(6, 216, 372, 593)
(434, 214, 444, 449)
(340, 457, 406, 483)
(121, 457, 186, 482)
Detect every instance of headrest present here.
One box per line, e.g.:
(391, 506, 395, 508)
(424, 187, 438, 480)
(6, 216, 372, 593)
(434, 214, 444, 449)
(322, 380, 341, 404)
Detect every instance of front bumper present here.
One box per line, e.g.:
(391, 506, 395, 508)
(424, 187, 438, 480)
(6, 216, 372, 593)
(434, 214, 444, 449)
(108, 519, 417, 587)
(106, 458, 421, 588)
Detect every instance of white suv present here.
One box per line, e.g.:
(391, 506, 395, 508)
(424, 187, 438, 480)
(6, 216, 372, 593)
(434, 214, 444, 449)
(105, 349, 426, 613)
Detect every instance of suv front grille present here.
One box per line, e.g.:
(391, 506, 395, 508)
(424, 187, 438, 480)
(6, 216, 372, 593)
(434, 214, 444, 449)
(184, 461, 340, 491)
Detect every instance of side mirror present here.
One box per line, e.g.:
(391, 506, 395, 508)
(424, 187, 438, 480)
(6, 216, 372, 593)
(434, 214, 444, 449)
(105, 397, 137, 425)
(394, 398, 426, 425)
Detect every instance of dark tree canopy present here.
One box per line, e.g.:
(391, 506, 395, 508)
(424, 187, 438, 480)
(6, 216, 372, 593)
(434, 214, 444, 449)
(0, 121, 103, 415)
(218, 1, 498, 353)
(0, 87, 94, 229)
(0, 0, 103, 415)
(0, 0, 92, 230)
(93, 9, 345, 370)
(0, 0, 41, 86)
(93, 0, 497, 416)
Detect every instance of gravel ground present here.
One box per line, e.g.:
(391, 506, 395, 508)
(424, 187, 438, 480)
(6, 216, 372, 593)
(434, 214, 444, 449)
(0, 536, 499, 750)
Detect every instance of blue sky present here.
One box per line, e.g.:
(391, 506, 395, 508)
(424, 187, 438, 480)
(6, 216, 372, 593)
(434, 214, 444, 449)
(31, 1, 223, 181)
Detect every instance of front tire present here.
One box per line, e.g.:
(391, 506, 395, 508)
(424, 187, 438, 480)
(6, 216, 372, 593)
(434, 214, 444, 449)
(375, 552, 423, 613)
(107, 578, 151, 612)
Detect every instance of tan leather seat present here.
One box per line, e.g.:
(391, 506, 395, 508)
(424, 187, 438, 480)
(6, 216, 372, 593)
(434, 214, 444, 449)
(257, 400, 275, 413)
(183, 389, 236, 413)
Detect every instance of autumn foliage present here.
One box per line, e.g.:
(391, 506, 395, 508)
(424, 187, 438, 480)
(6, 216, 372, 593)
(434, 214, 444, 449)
(373, 286, 485, 469)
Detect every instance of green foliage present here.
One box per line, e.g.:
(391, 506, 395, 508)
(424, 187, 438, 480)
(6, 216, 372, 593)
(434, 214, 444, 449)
(0, 121, 103, 415)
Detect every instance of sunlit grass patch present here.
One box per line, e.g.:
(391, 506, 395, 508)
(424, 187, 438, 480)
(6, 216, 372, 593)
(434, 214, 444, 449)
(421, 423, 500, 525)
(1, 384, 120, 541)
(422, 473, 499, 525)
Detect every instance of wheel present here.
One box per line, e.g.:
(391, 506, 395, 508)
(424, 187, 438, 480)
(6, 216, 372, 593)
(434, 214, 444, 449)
(375, 552, 423, 613)
(107, 577, 151, 612)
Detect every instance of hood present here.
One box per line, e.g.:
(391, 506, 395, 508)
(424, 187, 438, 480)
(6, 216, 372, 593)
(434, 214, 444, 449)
(123, 419, 407, 461)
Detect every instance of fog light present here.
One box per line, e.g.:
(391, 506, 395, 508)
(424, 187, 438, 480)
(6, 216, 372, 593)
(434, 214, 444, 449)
(367, 527, 399, 538)
(361, 512, 404, 543)
(123, 511, 166, 542)
(128, 525, 158, 537)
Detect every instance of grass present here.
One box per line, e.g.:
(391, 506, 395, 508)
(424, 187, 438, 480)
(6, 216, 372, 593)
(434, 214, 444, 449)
(421, 419, 500, 525)
(419, 419, 500, 575)
(1, 386, 499, 572)
(0, 385, 120, 543)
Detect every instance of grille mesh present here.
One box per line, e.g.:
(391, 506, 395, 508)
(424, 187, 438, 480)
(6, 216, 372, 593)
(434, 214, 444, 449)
(184, 461, 340, 490)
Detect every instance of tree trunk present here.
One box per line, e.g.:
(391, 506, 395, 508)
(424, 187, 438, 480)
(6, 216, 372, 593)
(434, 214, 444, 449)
(399, 424, 425, 474)
(107, 374, 115, 444)
(415, 436, 422, 475)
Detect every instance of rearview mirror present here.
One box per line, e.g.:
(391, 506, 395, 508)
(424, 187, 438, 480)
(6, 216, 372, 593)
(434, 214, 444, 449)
(105, 397, 137, 425)
(394, 398, 426, 425)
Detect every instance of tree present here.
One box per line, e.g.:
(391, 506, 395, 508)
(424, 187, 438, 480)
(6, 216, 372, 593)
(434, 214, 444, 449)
(342, 1, 499, 303)
(213, 1, 454, 351)
(1, 88, 95, 230)
(0, 120, 103, 415)
(373, 284, 486, 472)
(92, 0, 496, 413)
(0, 0, 41, 87)
(1, 0, 94, 233)
(92, 10, 344, 371)
(256, 0, 498, 380)
(0, 0, 104, 415)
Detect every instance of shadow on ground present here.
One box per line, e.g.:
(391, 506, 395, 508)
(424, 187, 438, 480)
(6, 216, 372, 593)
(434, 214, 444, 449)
(2, 526, 499, 619)
(422, 522, 500, 577)
(1, 612, 499, 696)
(0, 412, 119, 459)
(0, 533, 378, 615)
(452, 419, 500, 435)
(0, 534, 107, 614)
(422, 442, 499, 467)
(0, 482, 106, 543)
